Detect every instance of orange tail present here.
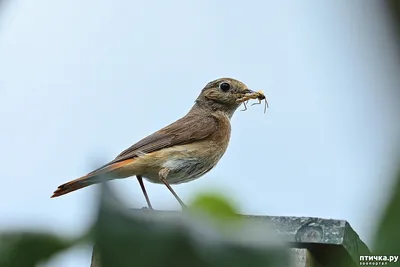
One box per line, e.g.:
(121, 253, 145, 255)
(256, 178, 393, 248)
(51, 158, 135, 198)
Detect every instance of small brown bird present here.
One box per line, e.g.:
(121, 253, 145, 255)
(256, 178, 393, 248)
(51, 78, 267, 209)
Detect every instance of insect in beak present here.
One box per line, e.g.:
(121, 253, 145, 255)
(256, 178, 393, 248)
(237, 90, 269, 113)
(250, 91, 269, 113)
(240, 100, 250, 111)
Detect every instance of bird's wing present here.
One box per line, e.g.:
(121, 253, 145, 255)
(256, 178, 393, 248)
(87, 114, 219, 174)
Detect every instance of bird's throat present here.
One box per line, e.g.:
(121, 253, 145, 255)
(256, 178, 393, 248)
(191, 99, 237, 119)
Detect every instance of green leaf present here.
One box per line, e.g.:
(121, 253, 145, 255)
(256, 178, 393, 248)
(0, 231, 79, 267)
(372, 167, 400, 261)
(189, 192, 240, 221)
(93, 184, 289, 267)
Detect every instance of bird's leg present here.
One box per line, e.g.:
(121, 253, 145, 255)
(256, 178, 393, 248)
(158, 168, 187, 209)
(136, 175, 153, 209)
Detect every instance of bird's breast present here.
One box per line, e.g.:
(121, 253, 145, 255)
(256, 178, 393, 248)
(141, 139, 229, 184)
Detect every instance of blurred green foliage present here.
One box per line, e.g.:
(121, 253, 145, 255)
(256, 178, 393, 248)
(0, 185, 290, 267)
(188, 192, 240, 221)
(372, 169, 400, 261)
(93, 186, 288, 267)
(1, 168, 400, 267)
(0, 232, 82, 267)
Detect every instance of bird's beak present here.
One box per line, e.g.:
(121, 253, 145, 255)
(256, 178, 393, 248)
(243, 89, 256, 95)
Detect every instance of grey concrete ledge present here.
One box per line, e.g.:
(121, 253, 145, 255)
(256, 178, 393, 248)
(245, 215, 371, 267)
(291, 248, 322, 267)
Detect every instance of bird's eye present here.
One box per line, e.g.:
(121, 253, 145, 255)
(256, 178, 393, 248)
(219, 82, 231, 92)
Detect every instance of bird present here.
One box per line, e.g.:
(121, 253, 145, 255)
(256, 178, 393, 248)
(51, 78, 267, 209)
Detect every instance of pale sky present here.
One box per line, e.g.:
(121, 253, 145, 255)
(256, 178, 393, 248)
(1, 1, 400, 266)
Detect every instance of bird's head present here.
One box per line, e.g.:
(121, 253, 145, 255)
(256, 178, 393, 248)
(193, 78, 264, 117)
